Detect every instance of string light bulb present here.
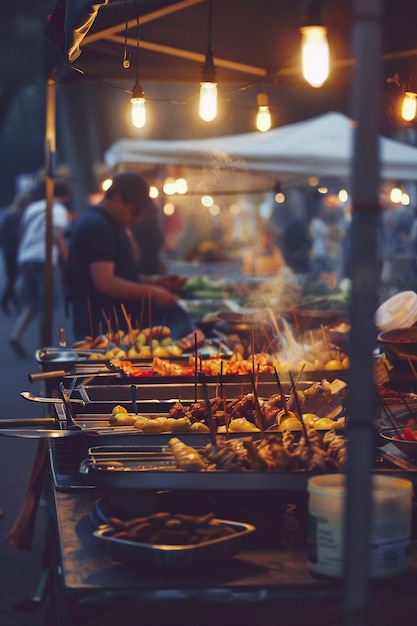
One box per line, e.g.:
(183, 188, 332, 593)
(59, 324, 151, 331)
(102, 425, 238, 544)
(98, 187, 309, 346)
(300, 25, 329, 87)
(256, 92, 272, 132)
(401, 91, 417, 122)
(131, 82, 146, 129)
(199, 0, 217, 122)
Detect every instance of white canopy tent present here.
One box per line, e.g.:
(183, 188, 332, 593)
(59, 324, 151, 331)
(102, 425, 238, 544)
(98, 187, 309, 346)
(104, 112, 417, 182)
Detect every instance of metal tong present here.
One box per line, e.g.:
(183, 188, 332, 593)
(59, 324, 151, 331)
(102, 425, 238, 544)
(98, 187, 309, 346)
(58, 382, 82, 430)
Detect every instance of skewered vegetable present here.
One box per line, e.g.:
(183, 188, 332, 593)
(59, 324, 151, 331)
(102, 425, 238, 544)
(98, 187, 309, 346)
(168, 438, 205, 470)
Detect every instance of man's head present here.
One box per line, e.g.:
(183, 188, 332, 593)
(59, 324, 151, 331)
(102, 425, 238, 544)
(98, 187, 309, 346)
(105, 172, 150, 225)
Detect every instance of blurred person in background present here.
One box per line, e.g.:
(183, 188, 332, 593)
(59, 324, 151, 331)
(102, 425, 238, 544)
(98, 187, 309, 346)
(9, 179, 71, 357)
(0, 190, 33, 315)
(242, 222, 286, 275)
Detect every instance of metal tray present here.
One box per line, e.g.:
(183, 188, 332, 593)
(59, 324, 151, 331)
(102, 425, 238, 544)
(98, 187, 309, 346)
(80, 444, 328, 491)
(93, 519, 256, 572)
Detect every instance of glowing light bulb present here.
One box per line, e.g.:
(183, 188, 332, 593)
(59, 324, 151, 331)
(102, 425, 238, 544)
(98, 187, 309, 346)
(163, 178, 176, 195)
(175, 178, 188, 194)
(401, 92, 417, 122)
(300, 25, 329, 88)
(256, 93, 272, 132)
(390, 187, 402, 203)
(131, 83, 146, 128)
(199, 82, 217, 121)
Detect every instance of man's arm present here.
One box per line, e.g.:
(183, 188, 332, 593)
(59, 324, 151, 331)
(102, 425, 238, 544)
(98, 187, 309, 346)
(90, 261, 177, 306)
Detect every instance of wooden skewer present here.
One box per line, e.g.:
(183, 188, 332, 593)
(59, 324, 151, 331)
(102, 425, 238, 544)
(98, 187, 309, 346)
(87, 297, 93, 339)
(148, 288, 152, 341)
(202, 382, 216, 445)
(273, 366, 289, 414)
(375, 391, 401, 436)
(249, 371, 266, 439)
(382, 362, 417, 426)
(222, 389, 230, 440)
(406, 357, 417, 381)
(194, 332, 198, 403)
(289, 370, 310, 445)
(120, 303, 134, 344)
(320, 324, 331, 359)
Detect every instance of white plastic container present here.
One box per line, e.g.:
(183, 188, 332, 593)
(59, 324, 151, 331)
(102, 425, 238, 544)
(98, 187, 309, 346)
(307, 474, 413, 578)
(374, 290, 417, 332)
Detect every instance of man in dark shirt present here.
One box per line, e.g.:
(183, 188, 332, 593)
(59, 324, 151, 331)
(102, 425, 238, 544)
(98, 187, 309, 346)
(65, 172, 192, 340)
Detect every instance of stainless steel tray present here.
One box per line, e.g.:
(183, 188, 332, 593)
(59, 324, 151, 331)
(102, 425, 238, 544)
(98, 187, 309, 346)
(80, 444, 323, 491)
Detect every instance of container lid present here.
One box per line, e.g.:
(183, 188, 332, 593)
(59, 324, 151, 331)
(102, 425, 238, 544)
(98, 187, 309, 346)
(374, 291, 417, 332)
(307, 474, 413, 498)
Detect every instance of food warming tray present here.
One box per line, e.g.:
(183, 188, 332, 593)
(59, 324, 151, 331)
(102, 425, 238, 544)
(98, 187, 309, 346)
(80, 444, 331, 491)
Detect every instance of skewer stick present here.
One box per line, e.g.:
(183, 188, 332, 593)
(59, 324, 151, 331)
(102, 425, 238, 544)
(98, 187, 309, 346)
(274, 366, 288, 414)
(87, 297, 93, 339)
(375, 391, 401, 436)
(289, 370, 310, 445)
(148, 288, 152, 342)
(194, 332, 198, 403)
(139, 297, 145, 330)
(406, 357, 417, 381)
(120, 303, 134, 344)
(100, 309, 113, 342)
(249, 371, 266, 439)
(202, 382, 216, 445)
(251, 326, 255, 379)
(382, 362, 417, 426)
(222, 389, 230, 440)
(112, 306, 120, 340)
(320, 324, 331, 359)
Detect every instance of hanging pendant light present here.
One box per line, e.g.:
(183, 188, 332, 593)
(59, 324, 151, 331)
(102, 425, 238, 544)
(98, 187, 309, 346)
(401, 91, 417, 122)
(131, 82, 146, 128)
(256, 92, 272, 132)
(199, 0, 217, 122)
(300, 26, 329, 87)
(299, 1, 329, 88)
(130, 5, 146, 129)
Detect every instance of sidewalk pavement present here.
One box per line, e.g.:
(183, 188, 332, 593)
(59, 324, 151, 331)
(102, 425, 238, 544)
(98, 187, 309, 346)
(0, 257, 75, 626)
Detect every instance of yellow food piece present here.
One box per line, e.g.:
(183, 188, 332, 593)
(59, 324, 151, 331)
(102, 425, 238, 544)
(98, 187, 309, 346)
(278, 417, 302, 431)
(168, 437, 205, 470)
(111, 405, 128, 415)
(161, 417, 177, 432)
(325, 359, 343, 370)
(135, 332, 147, 347)
(190, 421, 210, 433)
(166, 344, 183, 357)
(276, 410, 296, 425)
(133, 415, 150, 429)
(127, 347, 141, 359)
(229, 418, 260, 432)
(170, 417, 192, 433)
(152, 346, 171, 358)
(109, 412, 136, 426)
(141, 419, 166, 433)
(138, 346, 152, 359)
(314, 418, 341, 430)
(298, 359, 315, 371)
(301, 413, 319, 425)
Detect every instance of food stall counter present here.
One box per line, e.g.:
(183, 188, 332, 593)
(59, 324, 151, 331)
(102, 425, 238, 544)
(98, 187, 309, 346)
(48, 473, 417, 626)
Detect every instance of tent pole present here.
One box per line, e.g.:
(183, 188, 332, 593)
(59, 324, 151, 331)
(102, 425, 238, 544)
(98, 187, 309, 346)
(42, 77, 56, 348)
(343, 1, 382, 626)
